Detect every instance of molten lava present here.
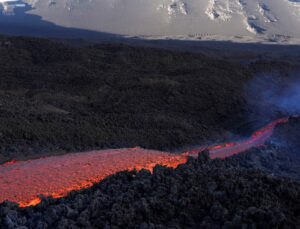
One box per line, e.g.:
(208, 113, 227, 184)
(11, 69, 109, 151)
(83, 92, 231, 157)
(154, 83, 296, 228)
(185, 118, 289, 159)
(0, 118, 289, 207)
(0, 148, 187, 207)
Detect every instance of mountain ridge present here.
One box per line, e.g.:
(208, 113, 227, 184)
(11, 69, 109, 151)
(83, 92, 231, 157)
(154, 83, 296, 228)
(1, 0, 300, 44)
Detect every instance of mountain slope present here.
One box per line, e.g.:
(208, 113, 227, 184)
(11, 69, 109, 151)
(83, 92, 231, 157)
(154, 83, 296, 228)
(5, 0, 297, 43)
(0, 35, 299, 163)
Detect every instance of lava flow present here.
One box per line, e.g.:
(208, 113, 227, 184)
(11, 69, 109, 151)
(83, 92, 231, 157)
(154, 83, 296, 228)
(0, 148, 187, 207)
(185, 117, 289, 159)
(0, 118, 289, 207)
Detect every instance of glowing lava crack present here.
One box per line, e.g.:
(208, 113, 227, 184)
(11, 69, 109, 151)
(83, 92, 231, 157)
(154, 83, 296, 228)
(0, 118, 289, 207)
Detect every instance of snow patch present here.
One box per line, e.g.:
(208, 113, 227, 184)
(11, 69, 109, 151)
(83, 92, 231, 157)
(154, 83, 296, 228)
(1, 0, 300, 44)
(205, 0, 240, 21)
(157, 0, 187, 17)
(257, 3, 277, 23)
(285, 0, 300, 20)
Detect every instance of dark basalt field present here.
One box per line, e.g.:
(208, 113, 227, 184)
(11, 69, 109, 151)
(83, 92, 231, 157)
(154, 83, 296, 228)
(0, 35, 300, 228)
(0, 36, 299, 163)
(1, 127, 300, 228)
(229, 116, 300, 182)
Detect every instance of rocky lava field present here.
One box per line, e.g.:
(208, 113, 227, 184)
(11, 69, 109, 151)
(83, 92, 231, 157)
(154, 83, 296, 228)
(0, 117, 289, 208)
(0, 36, 300, 228)
(1, 119, 300, 228)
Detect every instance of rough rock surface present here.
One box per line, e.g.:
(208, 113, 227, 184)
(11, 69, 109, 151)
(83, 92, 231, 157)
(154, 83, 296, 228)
(228, 117, 300, 182)
(0, 36, 300, 228)
(0, 36, 299, 163)
(0, 150, 300, 228)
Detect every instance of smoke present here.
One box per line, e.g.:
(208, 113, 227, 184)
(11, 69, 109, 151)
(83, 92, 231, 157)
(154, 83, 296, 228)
(247, 72, 300, 117)
(245, 72, 300, 151)
(274, 81, 300, 115)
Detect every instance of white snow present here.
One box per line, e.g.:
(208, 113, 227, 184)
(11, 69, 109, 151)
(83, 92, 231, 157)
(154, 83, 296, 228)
(2, 0, 300, 44)
(0, 0, 25, 15)
(205, 0, 244, 21)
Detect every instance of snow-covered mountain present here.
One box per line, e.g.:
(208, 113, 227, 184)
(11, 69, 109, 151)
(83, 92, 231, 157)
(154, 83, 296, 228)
(2, 0, 300, 43)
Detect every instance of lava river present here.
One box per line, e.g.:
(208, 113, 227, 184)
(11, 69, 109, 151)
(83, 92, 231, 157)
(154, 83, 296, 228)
(0, 118, 289, 207)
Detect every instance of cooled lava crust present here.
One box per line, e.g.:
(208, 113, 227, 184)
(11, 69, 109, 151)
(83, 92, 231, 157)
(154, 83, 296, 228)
(0, 118, 288, 207)
(1, 117, 300, 228)
(0, 36, 299, 164)
(1, 150, 300, 228)
(228, 116, 300, 182)
(0, 36, 300, 228)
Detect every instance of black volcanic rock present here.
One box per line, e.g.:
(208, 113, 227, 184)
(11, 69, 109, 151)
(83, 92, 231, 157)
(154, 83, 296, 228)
(0, 35, 300, 228)
(0, 36, 299, 163)
(1, 152, 300, 228)
(228, 116, 300, 181)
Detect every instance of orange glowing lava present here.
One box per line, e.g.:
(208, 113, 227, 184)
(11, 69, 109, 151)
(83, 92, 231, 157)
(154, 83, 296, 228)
(0, 148, 187, 207)
(186, 118, 289, 159)
(0, 118, 289, 207)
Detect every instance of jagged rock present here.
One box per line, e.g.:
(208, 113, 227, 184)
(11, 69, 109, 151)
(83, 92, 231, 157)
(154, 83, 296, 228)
(197, 149, 210, 164)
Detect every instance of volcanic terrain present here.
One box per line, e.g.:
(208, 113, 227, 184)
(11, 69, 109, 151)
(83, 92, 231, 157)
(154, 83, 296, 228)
(0, 36, 300, 228)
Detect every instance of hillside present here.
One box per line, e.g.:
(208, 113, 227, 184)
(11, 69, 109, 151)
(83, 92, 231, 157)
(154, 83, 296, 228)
(2, 0, 300, 44)
(0, 35, 300, 228)
(0, 35, 300, 163)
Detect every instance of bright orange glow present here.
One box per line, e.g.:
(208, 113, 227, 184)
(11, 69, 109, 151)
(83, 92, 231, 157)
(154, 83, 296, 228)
(3, 159, 16, 165)
(186, 118, 289, 159)
(0, 118, 290, 207)
(0, 148, 187, 207)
